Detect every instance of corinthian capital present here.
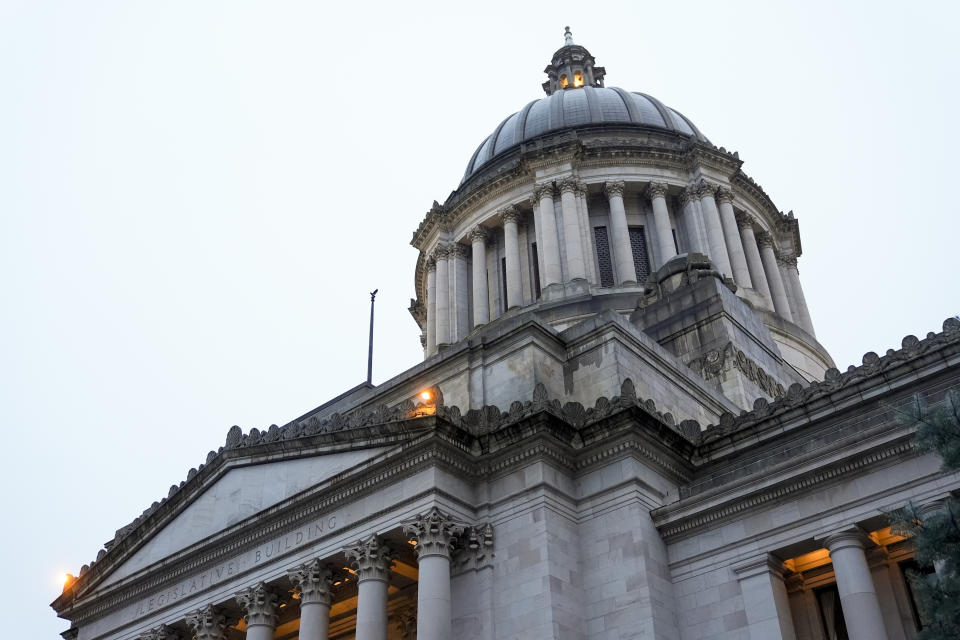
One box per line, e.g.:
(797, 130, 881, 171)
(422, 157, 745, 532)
(235, 582, 279, 627)
(557, 176, 580, 194)
(694, 179, 717, 199)
(715, 186, 734, 204)
(777, 252, 797, 268)
(345, 534, 394, 582)
(470, 225, 489, 243)
(430, 243, 450, 262)
(288, 558, 334, 607)
(498, 205, 521, 226)
(138, 626, 181, 640)
(403, 507, 467, 560)
(679, 185, 698, 207)
(734, 211, 754, 230)
(646, 182, 669, 200)
(533, 182, 554, 201)
(185, 605, 228, 640)
(755, 230, 774, 249)
(425, 255, 436, 272)
(448, 242, 470, 259)
(603, 181, 625, 199)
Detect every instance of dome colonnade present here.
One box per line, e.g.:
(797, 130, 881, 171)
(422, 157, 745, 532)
(417, 173, 816, 357)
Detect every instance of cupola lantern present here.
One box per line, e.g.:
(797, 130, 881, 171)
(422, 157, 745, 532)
(542, 27, 606, 95)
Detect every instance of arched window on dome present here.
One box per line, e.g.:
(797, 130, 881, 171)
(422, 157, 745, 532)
(573, 71, 584, 87)
(560, 74, 569, 89)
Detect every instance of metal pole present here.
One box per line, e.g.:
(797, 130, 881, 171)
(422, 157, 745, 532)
(367, 289, 378, 385)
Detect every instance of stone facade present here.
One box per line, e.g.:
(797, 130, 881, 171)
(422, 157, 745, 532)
(53, 31, 959, 640)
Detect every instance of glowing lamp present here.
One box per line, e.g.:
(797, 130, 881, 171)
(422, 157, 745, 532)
(420, 391, 432, 401)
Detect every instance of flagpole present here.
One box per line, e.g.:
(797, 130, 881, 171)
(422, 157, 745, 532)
(367, 289, 378, 385)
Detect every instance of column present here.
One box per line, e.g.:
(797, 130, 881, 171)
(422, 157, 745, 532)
(558, 177, 587, 280)
(603, 181, 637, 285)
(733, 554, 798, 640)
(679, 186, 707, 255)
(425, 258, 437, 354)
(716, 187, 753, 288)
(919, 500, 950, 576)
(757, 232, 794, 321)
(403, 507, 466, 640)
(289, 559, 334, 640)
(823, 530, 890, 640)
(696, 180, 734, 276)
(235, 582, 279, 640)
(499, 207, 523, 309)
(534, 182, 563, 286)
(575, 181, 598, 284)
(646, 182, 678, 266)
(185, 605, 228, 640)
(449, 243, 470, 340)
(780, 254, 815, 336)
(346, 535, 394, 640)
(469, 226, 490, 326)
(433, 246, 450, 345)
(737, 213, 774, 309)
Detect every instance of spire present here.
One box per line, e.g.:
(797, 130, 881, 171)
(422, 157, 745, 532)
(542, 28, 606, 96)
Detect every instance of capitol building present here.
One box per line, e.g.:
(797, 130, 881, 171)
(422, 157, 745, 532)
(53, 30, 960, 640)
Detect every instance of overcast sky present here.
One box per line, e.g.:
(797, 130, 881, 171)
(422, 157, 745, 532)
(2, 1, 958, 636)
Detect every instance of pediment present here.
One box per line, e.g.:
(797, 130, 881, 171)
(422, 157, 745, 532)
(100, 446, 389, 587)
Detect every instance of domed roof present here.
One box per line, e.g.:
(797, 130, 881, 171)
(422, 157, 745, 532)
(461, 87, 709, 185)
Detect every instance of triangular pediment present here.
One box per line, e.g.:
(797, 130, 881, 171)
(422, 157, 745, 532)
(100, 446, 390, 588)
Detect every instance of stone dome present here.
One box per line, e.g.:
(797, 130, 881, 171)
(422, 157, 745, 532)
(461, 87, 709, 184)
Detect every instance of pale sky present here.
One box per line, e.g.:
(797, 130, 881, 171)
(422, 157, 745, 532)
(1, 1, 958, 636)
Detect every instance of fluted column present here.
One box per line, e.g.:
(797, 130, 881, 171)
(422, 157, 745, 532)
(499, 207, 523, 309)
(433, 246, 450, 345)
(469, 226, 490, 326)
(235, 582, 279, 640)
(425, 259, 437, 354)
(737, 214, 774, 309)
(780, 254, 815, 336)
(696, 180, 734, 276)
(449, 243, 470, 341)
(716, 187, 753, 288)
(602, 181, 636, 285)
(679, 186, 707, 255)
(403, 507, 466, 640)
(757, 232, 793, 321)
(289, 559, 334, 640)
(185, 605, 228, 640)
(647, 182, 677, 266)
(534, 182, 562, 286)
(823, 530, 890, 640)
(558, 178, 587, 281)
(346, 535, 395, 640)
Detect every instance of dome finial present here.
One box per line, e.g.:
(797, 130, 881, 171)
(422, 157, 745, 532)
(564, 26, 574, 46)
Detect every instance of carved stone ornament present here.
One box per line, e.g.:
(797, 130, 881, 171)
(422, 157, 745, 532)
(395, 606, 418, 640)
(430, 244, 450, 262)
(646, 181, 669, 200)
(455, 521, 495, 571)
(288, 558, 334, 607)
(574, 180, 588, 196)
(557, 176, 579, 194)
(403, 507, 467, 560)
(679, 186, 697, 207)
(470, 225, 489, 243)
(137, 625, 181, 640)
(185, 605, 228, 640)
(714, 186, 734, 204)
(777, 252, 798, 268)
(448, 242, 470, 259)
(755, 230, 774, 249)
(734, 211, 754, 230)
(532, 182, 554, 201)
(425, 255, 436, 272)
(694, 179, 716, 199)
(235, 582, 280, 627)
(498, 206, 521, 226)
(345, 534, 394, 582)
(603, 180, 625, 199)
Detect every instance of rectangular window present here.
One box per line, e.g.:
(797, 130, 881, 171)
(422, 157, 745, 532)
(629, 226, 651, 283)
(531, 242, 542, 299)
(593, 226, 615, 288)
